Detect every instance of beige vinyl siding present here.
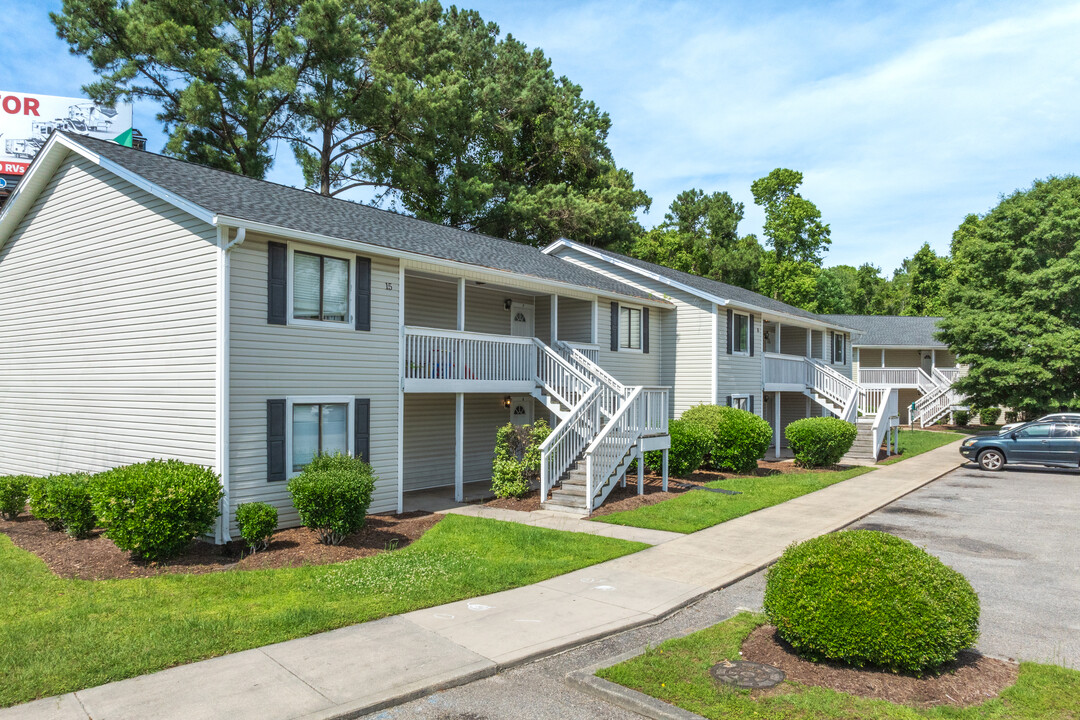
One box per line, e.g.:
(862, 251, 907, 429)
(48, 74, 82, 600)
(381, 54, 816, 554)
(778, 392, 811, 448)
(935, 349, 957, 367)
(228, 234, 401, 528)
(717, 310, 763, 416)
(535, 295, 551, 344)
(779, 325, 808, 356)
(555, 248, 709, 416)
(884, 349, 923, 367)
(557, 297, 593, 343)
(810, 330, 824, 359)
(403, 393, 538, 492)
(403, 273, 534, 335)
(0, 153, 218, 476)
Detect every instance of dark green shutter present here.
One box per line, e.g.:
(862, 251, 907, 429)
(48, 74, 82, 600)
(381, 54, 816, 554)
(267, 399, 286, 481)
(354, 399, 371, 463)
(610, 302, 619, 352)
(355, 256, 371, 331)
(642, 308, 650, 354)
(749, 395, 755, 414)
(748, 314, 755, 357)
(726, 309, 733, 354)
(726, 395, 733, 407)
(267, 242, 287, 325)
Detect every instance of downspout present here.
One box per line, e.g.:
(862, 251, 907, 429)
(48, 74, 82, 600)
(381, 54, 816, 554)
(215, 226, 245, 543)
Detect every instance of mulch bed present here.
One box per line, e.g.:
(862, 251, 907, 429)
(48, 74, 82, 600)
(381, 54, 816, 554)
(484, 459, 853, 517)
(0, 511, 441, 581)
(741, 624, 1019, 708)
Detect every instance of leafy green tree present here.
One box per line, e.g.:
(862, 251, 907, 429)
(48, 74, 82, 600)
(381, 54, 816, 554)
(903, 243, 951, 316)
(751, 169, 831, 303)
(814, 265, 860, 314)
(53, 0, 307, 178)
(371, 6, 649, 246)
(630, 189, 762, 290)
(938, 176, 1080, 413)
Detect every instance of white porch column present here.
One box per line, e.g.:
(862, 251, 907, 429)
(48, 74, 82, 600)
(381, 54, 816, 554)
(774, 391, 782, 459)
(456, 278, 465, 331)
(777, 322, 782, 354)
(806, 328, 811, 358)
(881, 348, 885, 366)
(661, 449, 669, 492)
(454, 392, 464, 502)
(591, 298, 599, 344)
(931, 349, 936, 369)
(711, 306, 720, 404)
(550, 294, 558, 344)
(637, 448, 644, 495)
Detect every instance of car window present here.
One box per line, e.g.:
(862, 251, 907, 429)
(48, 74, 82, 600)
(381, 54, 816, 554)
(1017, 424, 1053, 438)
(1051, 423, 1080, 438)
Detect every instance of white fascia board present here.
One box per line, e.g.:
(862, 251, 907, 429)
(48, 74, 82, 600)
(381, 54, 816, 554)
(544, 237, 855, 332)
(214, 215, 671, 308)
(852, 343, 949, 350)
(0, 133, 216, 252)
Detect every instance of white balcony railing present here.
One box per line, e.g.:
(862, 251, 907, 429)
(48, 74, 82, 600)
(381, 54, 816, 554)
(403, 327, 536, 387)
(763, 353, 808, 385)
(565, 342, 601, 365)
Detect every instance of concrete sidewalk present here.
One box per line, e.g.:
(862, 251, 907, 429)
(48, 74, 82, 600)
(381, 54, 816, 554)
(4, 441, 964, 720)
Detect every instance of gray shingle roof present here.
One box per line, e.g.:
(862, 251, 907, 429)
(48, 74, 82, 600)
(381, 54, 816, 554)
(817, 315, 947, 348)
(64, 133, 659, 302)
(569, 244, 842, 326)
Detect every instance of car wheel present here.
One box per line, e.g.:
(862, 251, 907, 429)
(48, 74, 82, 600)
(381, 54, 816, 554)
(978, 449, 1005, 471)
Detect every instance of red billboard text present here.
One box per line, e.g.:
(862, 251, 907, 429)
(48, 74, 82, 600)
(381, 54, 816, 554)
(1, 95, 40, 116)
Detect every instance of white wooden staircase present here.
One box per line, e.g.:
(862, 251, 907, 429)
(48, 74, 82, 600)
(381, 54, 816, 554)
(533, 340, 669, 515)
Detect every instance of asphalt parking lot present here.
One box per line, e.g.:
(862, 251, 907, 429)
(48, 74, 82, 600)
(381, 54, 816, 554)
(363, 461, 1079, 719)
(849, 461, 1080, 669)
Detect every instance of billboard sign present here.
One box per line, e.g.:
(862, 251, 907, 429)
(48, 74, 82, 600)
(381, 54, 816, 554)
(0, 91, 133, 175)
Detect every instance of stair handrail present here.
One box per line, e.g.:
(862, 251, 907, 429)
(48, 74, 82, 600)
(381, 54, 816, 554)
(807, 358, 859, 407)
(869, 387, 899, 458)
(915, 368, 937, 393)
(554, 340, 627, 396)
(912, 382, 952, 427)
(538, 384, 602, 501)
(931, 366, 955, 387)
(533, 339, 594, 409)
(584, 386, 645, 511)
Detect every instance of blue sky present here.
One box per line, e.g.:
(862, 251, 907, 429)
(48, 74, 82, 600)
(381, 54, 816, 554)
(3, 0, 1078, 273)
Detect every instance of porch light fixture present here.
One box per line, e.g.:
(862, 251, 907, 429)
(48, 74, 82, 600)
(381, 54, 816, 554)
(504, 299, 512, 310)
(504, 396, 512, 408)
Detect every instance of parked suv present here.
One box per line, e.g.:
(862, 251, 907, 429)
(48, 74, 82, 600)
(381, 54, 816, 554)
(999, 412, 1080, 434)
(961, 421, 1080, 471)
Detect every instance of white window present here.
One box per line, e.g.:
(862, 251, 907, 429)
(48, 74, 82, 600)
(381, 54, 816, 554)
(292, 249, 351, 324)
(733, 313, 750, 354)
(288, 398, 353, 473)
(619, 306, 642, 350)
(730, 394, 750, 411)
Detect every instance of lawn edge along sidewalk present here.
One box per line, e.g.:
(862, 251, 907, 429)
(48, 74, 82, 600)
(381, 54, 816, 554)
(1, 441, 965, 720)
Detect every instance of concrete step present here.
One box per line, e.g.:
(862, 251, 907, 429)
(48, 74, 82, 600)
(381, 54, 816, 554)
(542, 494, 589, 514)
(555, 483, 587, 497)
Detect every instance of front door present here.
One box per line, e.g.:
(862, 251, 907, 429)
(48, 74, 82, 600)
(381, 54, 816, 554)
(510, 396, 533, 426)
(510, 302, 534, 338)
(921, 351, 933, 375)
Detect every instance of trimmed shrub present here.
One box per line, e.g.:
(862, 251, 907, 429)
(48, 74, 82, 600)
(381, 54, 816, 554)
(785, 417, 858, 468)
(236, 502, 278, 552)
(953, 409, 970, 427)
(764, 530, 980, 674)
(27, 476, 64, 531)
(491, 420, 549, 499)
(491, 458, 530, 499)
(1004, 410, 1019, 424)
(288, 452, 376, 545)
(978, 407, 1000, 426)
(0, 475, 32, 520)
(644, 418, 709, 476)
(681, 404, 772, 473)
(91, 459, 223, 560)
(50, 473, 96, 539)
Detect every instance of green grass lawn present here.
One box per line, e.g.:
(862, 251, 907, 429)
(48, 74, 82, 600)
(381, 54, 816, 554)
(593, 466, 874, 534)
(598, 613, 1080, 719)
(0, 514, 645, 707)
(881, 429, 965, 465)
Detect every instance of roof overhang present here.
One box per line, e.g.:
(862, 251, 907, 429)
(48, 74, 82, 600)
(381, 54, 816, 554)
(543, 237, 857, 332)
(851, 343, 949, 350)
(0, 133, 668, 308)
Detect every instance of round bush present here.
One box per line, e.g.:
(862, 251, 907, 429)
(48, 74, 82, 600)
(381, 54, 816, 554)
(764, 530, 980, 674)
(288, 453, 376, 545)
(91, 460, 223, 560)
(644, 418, 709, 476)
(27, 476, 64, 531)
(236, 501, 278, 552)
(977, 407, 1000, 426)
(952, 409, 970, 427)
(491, 458, 530, 499)
(680, 404, 772, 473)
(0, 475, 32, 520)
(49, 473, 96, 539)
(785, 417, 858, 468)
